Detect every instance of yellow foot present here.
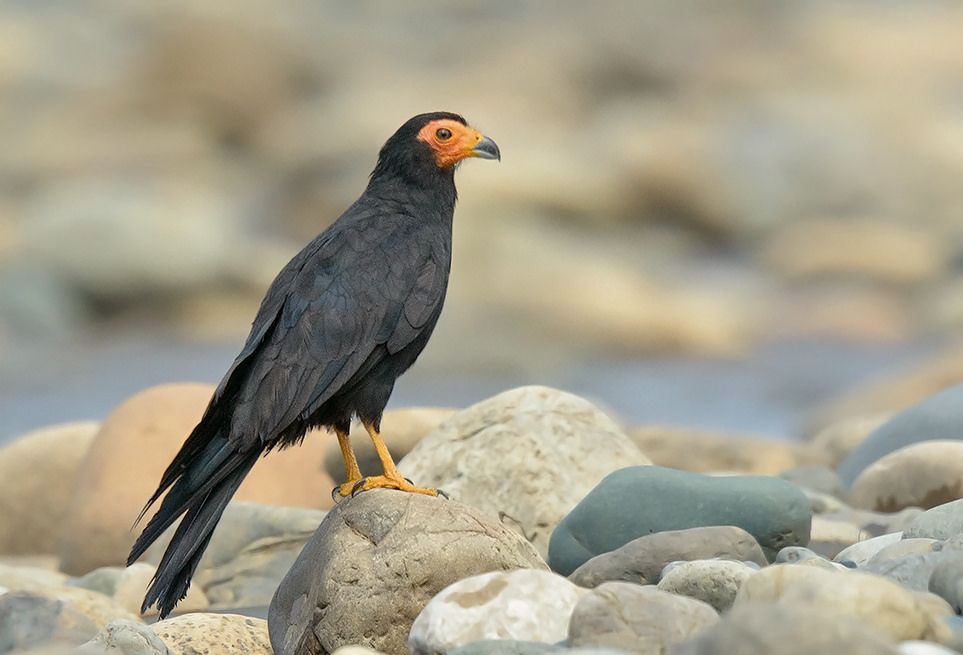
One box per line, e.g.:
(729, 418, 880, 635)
(350, 475, 440, 497)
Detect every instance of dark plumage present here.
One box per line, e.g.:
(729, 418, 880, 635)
(127, 112, 499, 618)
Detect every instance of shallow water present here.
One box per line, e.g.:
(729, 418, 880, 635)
(0, 335, 935, 444)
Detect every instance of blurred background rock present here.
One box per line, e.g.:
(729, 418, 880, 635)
(3, 0, 963, 439)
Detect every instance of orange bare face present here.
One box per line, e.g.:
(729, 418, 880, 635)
(417, 119, 500, 168)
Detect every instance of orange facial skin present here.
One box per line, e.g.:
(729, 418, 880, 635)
(417, 119, 488, 168)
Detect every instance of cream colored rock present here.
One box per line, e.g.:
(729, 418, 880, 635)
(323, 407, 456, 483)
(0, 422, 99, 555)
(850, 441, 963, 512)
(409, 569, 586, 655)
(735, 564, 949, 643)
(0, 563, 69, 592)
(399, 386, 650, 557)
(657, 559, 757, 612)
(632, 425, 823, 474)
(807, 413, 891, 468)
(152, 613, 271, 655)
(59, 383, 335, 574)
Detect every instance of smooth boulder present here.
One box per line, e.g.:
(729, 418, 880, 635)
(399, 386, 650, 558)
(549, 466, 811, 575)
(408, 569, 585, 655)
(567, 582, 718, 653)
(657, 560, 757, 611)
(735, 564, 949, 642)
(0, 422, 99, 555)
(59, 383, 336, 574)
(268, 489, 546, 655)
(850, 441, 963, 512)
(839, 385, 963, 486)
(569, 526, 766, 587)
(903, 499, 963, 540)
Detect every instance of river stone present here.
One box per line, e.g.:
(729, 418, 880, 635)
(549, 466, 811, 575)
(834, 532, 904, 567)
(928, 553, 963, 612)
(0, 422, 99, 556)
(672, 601, 900, 655)
(399, 386, 650, 558)
(447, 641, 565, 655)
(268, 490, 546, 655)
(735, 564, 949, 642)
(839, 385, 963, 486)
(60, 384, 335, 575)
(656, 559, 756, 611)
(408, 569, 585, 655)
(850, 441, 963, 512)
(75, 619, 169, 655)
(865, 552, 950, 592)
(0, 591, 100, 652)
(324, 407, 456, 484)
(569, 526, 766, 587)
(143, 502, 326, 610)
(153, 613, 271, 654)
(903, 499, 963, 540)
(568, 582, 718, 653)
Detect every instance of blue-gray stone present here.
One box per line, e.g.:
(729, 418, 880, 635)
(548, 466, 811, 575)
(903, 498, 963, 541)
(929, 553, 963, 613)
(839, 384, 963, 486)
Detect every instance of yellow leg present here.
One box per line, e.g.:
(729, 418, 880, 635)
(350, 421, 438, 496)
(334, 428, 364, 498)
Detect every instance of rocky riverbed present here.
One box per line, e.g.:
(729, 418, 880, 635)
(3, 378, 963, 654)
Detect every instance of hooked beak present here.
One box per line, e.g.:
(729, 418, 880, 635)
(471, 135, 501, 161)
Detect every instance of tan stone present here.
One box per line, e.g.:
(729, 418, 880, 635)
(735, 564, 949, 643)
(0, 422, 99, 555)
(153, 613, 271, 655)
(806, 413, 891, 468)
(324, 407, 457, 483)
(631, 425, 825, 474)
(59, 383, 335, 575)
(850, 441, 963, 511)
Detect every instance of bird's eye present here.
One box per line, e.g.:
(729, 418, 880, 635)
(435, 128, 452, 141)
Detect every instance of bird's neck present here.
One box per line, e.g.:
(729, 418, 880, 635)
(364, 170, 458, 222)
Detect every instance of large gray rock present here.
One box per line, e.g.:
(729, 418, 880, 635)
(399, 386, 650, 557)
(550, 466, 811, 575)
(0, 591, 99, 653)
(268, 490, 546, 655)
(567, 582, 718, 653)
(839, 385, 963, 486)
(569, 526, 766, 588)
(408, 569, 585, 655)
(657, 560, 757, 611)
(903, 499, 963, 541)
(671, 602, 900, 655)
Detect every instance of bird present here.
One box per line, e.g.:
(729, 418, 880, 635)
(126, 112, 500, 618)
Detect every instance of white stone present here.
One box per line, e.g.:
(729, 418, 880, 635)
(898, 641, 959, 655)
(834, 532, 904, 566)
(408, 569, 586, 655)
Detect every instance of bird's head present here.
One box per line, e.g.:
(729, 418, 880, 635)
(372, 112, 500, 185)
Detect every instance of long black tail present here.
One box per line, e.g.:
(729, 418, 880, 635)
(128, 428, 259, 618)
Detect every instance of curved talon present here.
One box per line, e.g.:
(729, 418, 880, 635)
(331, 486, 340, 502)
(437, 488, 450, 499)
(404, 477, 414, 485)
(350, 478, 368, 497)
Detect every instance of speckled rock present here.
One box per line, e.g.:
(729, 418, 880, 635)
(550, 466, 811, 575)
(838, 385, 963, 486)
(672, 602, 900, 655)
(850, 441, 963, 512)
(269, 490, 546, 655)
(152, 613, 271, 654)
(568, 582, 718, 653)
(903, 499, 963, 541)
(569, 526, 766, 588)
(75, 619, 169, 655)
(735, 564, 949, 642)
(399, 386, 650, 558)
(0, 422, 99, 555)
(834, 532, 904, 567)
(657, 559, 756, 611)
(408, 569, 585, 655)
